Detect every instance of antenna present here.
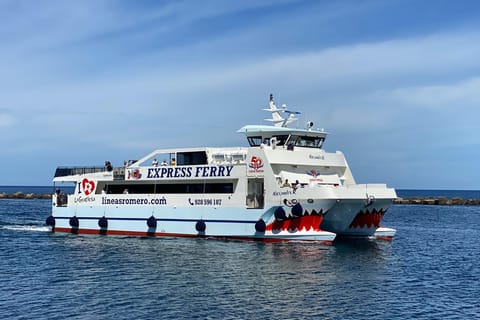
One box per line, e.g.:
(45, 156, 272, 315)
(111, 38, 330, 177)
(263, 94, 300, 127)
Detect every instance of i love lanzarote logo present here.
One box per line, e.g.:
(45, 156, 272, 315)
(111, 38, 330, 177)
(82, 178, 96, 196)
(128, 168, 142, 180)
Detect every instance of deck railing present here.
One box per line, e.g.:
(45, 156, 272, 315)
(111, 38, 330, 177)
(54, 166, 125, 180)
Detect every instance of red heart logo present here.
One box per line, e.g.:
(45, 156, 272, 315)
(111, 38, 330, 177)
(82, 178, 96, 196)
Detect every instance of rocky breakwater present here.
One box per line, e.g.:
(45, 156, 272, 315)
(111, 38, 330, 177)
(0, 192, 52, 199)
(394, 196, 480, 206)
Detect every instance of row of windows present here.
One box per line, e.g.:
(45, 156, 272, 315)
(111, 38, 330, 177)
(248, 135, 325, 148)
(101, 183, 234, 194)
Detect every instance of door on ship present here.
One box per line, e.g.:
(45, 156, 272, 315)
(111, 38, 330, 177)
(246, 178, 264, 209)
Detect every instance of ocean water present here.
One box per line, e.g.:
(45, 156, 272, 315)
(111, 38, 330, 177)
(1, 191, 479, 319)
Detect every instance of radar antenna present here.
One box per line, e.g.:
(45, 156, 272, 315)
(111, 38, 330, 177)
(263, 94, 300, 127)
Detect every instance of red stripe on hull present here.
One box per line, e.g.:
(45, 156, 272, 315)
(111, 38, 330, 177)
(51, 227, 333, 245)
(374, 235, 394, 241)
(53, 227, 198, 237)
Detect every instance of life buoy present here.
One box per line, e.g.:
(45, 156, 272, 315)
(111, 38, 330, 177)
(69, 216, 79, 228)
(255, 219, 266, 233)
(98, 216, 108, 229)
(147, 216, 157, 228)
(195, 220, 206, 232)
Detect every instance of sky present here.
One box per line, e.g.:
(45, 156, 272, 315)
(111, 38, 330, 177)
(1, 0, 480, 189)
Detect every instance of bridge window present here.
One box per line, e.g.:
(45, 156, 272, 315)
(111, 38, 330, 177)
(177, 151, 207, 165)
(247, 136, 262, 147)
(272, 135, 289, 146)
(290, 136, 325, 148)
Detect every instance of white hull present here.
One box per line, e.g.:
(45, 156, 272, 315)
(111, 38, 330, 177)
(48, 95, 396, 243)
(50, 200, 336, 243)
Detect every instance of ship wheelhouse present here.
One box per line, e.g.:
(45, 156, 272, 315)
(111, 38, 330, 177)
(240, 126, 327, 150)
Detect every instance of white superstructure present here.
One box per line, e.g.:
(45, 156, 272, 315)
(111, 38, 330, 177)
(47, 95, 396, 243)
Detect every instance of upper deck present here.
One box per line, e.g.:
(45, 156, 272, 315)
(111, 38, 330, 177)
(237, 94, 328, 150)
(53, 147, 248, 182)
(53, 94, 335, 183)
(238, 125, 327, 149)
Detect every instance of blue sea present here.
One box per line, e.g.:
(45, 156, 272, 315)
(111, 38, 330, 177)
(1, 187, 479, 319)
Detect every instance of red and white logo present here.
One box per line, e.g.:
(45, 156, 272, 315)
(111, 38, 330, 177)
(306, 169, 323, 182)
(128, 168, 142, 180)
(248, 156, 264, 173)
(307, 170, 318, 177)
(81, 178, 96, 196)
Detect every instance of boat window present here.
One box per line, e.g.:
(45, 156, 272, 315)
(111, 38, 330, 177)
(246, 178, 264, 209)
(247, 136, 262, 147)
(54, 166, 105, 177)
(177, 151, 207, 165)
(205, 183, 234, 193)
(103, 183, 234, 194)
(272, 135, 289, 146)
(290, 135, 325, 148)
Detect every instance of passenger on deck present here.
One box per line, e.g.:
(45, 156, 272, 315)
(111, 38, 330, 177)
(292, 180, 302, 193)
(170, 158, 176, 166)
(55, 189, 63, 206)
(152, 158, 158, 167)
(260, 139, 269, 149)
(123, 188, 129, 194)
(105, 161, 113, 172)
(161, 160, 168, 166)
(282, 179, 291, 187)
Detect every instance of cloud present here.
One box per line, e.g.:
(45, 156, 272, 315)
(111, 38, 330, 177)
(387, 77, 480, 109)
(3, 27, 480, 151)
(0, 110, 15, 128)
(1, 1, 480, 187)
(118, 29, 480, 99)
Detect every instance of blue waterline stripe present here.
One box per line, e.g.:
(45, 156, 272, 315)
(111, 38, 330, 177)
(55, 216, 258, 224)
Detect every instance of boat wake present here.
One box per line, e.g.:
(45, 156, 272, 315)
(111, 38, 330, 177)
(1, 225, 50, 232)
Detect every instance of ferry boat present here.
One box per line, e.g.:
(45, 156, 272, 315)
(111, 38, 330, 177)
(46, 94, 396, 243)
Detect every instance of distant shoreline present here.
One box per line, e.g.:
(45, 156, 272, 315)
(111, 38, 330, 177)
(0, 192, 51, 199)
(393, 196, 480, 205)
(1, 191, 480, 205)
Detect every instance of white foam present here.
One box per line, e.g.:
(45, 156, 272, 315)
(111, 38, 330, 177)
(1, 225, 51, 232)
